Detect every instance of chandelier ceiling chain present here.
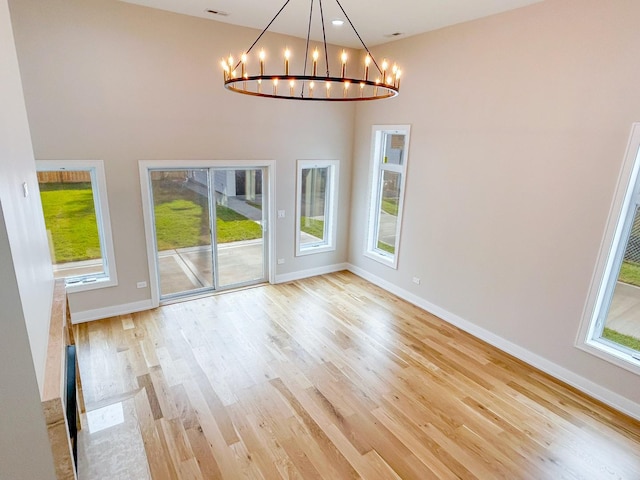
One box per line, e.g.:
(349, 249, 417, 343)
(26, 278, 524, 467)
(220, 0, 402, 101)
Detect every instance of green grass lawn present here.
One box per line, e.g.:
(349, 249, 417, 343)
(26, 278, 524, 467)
(300, 217, 324, 239)
(381, 197, 399, 216)
(154, 199, 208, 250)
(602, 327, 640, 351)
(377, 241, 395, 254)
(152, 180, 261, 248)
(39, 184, 101, 263)
(152, 199, 262, 249)
(619, 261, 640, 287)
(215, 204, 262, 244)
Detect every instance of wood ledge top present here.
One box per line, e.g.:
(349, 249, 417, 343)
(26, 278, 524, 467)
(42, 279, 68, 403)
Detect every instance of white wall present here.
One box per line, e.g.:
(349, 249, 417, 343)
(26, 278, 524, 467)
(9, 0, 355, 316)
(350, 0, 640, 416)
(0, 0, 57, 477)
(1, 0, 54, 396)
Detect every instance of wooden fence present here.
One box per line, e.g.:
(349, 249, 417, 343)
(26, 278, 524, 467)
(37, 171, 91, 184)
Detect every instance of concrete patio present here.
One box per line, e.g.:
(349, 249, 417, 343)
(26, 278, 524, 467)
(606, 282, 640, 339)
(157, 239, 264, 297)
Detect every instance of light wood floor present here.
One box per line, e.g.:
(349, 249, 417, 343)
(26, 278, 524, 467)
(76, 271, 640, 479)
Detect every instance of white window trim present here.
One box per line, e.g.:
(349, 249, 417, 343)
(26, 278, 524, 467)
(364, 125, 411, 269)
(576, 123, 640, 375)
(295, 159, 339, 256)
(36, 159, 118, 293)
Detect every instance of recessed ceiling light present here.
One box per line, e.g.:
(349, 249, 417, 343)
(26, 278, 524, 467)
(206, 9, 229, 16)
(331, 19, 344, 26)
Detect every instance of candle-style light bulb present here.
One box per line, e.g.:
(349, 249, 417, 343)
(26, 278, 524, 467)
(360, 82, 365, 97)
(381, 59, 388, 82)
(395, 69, 402, 89)
(343, 80, 350, 98)
(341, 50, 347, 78)
(221, 59, 229, 80)
(273, 78, 278, 95)
(312, 48, 319, 76)
(309, 81, 315, 98)
(241, 53, 247, 78)
(289, 79, 295, 96)
(257, 78, 262, 93)
(228, 56, 235, 79)
(284, 48, 290, 76)
(326, 81, 331, 98)
(364, 54, 371, 81)
(386, 75, 393, 85)
(374, 78, 380, 96)
(259, 49, 266, 76)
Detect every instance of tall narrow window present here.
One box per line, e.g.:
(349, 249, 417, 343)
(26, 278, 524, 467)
(580, 124, 640, 373)
(296, 160, 339, 256)
(365, 125, 410, 268)
(37, 160, 117, 292)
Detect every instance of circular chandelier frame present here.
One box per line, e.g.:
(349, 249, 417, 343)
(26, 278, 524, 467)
(221, 0, 401, 102)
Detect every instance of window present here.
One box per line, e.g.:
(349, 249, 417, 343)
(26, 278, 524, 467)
(37, 160, 117, 292)
(579, 124, 640, 373)
(296, 160, 339, 256)
(365, 125, 410, 268)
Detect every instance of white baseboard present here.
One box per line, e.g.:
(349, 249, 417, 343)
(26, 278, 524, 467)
(347, 263, 640, 421)
(71, 262, 348, 322)
(71, 299, 155, 324)
(275, 263, 349, 284)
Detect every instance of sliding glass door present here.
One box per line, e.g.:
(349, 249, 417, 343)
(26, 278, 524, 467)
(150, 167, 267, 299)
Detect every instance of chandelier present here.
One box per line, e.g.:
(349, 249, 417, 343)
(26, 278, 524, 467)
(220, 0, 401, 101)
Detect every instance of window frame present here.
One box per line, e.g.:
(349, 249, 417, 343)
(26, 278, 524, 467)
(36, 160, 118, 293)
(577, 123, 640, 375)
(295, 159, 339, 256)
(364, 125, 411, 269)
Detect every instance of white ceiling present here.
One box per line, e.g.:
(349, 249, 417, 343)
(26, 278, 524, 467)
(119, 0, 543, 48)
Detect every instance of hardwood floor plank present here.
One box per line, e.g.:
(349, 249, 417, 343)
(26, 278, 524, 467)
(137, 373, 164, 421)
(171, 384, 199, 431)
(150, 365, 181, 420)
(323, 423, 403, 480)
(181, 379, 244, 479)
(274, 415, 325, 479)
(269, 377, 361, 479)
(134, 389, 174, 480)
(190, 361, 241, 446)
(370, 403, 476, 480)
(155, 418, 185, 479)
(184, 425, 224, 480)
(226, 403, 292, 480)
(156, 346, 183, 387)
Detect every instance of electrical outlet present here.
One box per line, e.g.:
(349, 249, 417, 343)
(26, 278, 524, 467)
(136, 281, 147, 289)
(412, 277, 421, 285)
(277, 210, 285, 218)
(277, 258, 285, 265)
